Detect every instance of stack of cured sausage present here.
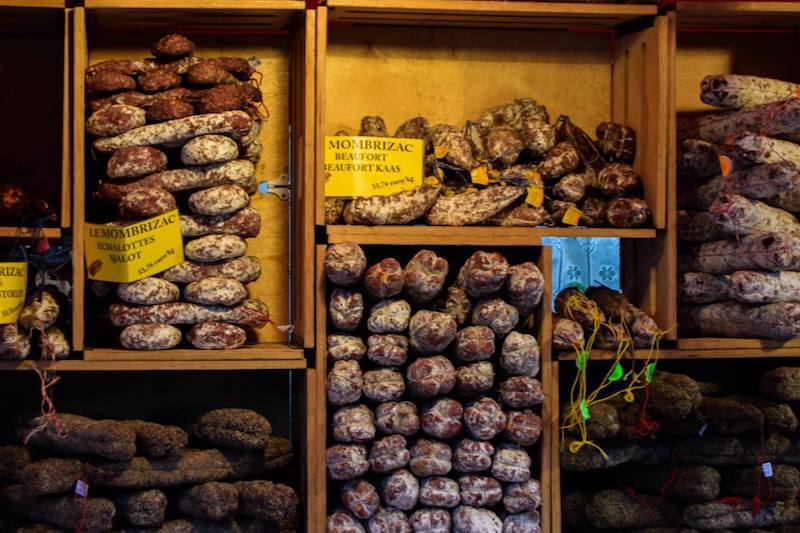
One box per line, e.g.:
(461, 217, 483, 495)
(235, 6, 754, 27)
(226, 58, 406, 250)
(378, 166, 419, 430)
(325, 99, 649, 229)
(324, 243, 545, 533)
(0, 408, 298, 531)
(85, 34, 271, 350)
(678, 75, 800, 339)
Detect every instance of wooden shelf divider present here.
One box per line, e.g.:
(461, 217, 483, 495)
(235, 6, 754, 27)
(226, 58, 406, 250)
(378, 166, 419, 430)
(325, 0, 657, 30)
(677, 1, 800, 28)
(326, 225, 656, 245)
(0, 358, 306, 371)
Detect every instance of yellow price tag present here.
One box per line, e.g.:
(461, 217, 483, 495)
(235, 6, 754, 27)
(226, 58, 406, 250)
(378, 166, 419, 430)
(84, 209, 184, 283)
(562, 206, 583, 226)
(0, 262, 26, 324)
(435, 166, 445, 179)
(424, 176, 439, 186)
(525, 185, 544, 207)
(323, 136, 424, 197)
(525, 170, 543, 186)
(434, 145, 449, 159)
(471, 166, 489, 186)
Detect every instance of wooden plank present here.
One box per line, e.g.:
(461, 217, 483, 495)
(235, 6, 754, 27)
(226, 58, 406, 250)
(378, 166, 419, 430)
(62, 8, 71, 229)
(86, 8, 297, 33)
(315, 6, 328, 227)
(0, 0, 63, 6)
(678, 1, 800, 29)
(83, 344, 304, 361)
(73, 7, 87, 352)
(678, 337, 800, 350)
(291, 9, 317, 348)
(0, 227, 61, 239)
(550, 361, 561, 533)
(327, 225, 656, 245)
(559, 348, 677, 361)
(662, 11, 678, 341)
(302, 368, 319, 533)
(613, 16, 668, 229)
(0, 359, 306, 371)
(314, 244, 328, 532)
(538, 246, 552, 533)
(326, 0, 657, 30)
(85, 0, 304, 10)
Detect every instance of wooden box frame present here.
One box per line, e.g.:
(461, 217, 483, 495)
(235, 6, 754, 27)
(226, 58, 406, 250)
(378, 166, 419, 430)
(315, 5, 669, 243)
(673, 2, 800, 356)
(71, 3, 315, 362)
(0, 5, 69, 238)
(313, 243, 553, 531)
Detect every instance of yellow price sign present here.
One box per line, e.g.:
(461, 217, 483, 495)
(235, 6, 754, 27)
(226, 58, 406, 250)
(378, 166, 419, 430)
(562, 206, 583, 226)
(84, 209, 184, 283)
(0, 262, 26, 324)
(324, 136, 424, 198)
(525, 185, 544, 207)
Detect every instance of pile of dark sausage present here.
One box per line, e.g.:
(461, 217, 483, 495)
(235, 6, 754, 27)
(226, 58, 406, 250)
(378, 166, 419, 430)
(85, 34, 270, 350)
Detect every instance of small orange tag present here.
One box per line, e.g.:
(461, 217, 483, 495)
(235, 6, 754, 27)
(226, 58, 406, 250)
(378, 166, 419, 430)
(719, 155, 733, 177)
(525, 170, 543, 186)
(434, 145, 449, 159)
(424, 176, 439, 186)
(562, 206, 583, 226)
(435, 166, 445, 179)
(466, 187, 478, 194)
(471, 166, 489, 186)
(796, 86, 800, 99)
(525, 185, 544, 207)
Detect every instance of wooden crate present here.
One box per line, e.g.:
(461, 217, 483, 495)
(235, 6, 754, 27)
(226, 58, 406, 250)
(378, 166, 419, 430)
(72, 4, 315, 361)
(315, 5, 669, 239)
(674, 3, 800, 354)
(313, 243, 553, 531)
(0, 6, 69, 237)
(0, 367, 317, 531)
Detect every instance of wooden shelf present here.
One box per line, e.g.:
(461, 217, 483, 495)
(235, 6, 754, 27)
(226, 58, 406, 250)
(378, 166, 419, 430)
(0, 227, 61, 239)
(85, 0, 305, 9)
(0, 358, 306, 371)
(677, 1, 800, 28)
(0, 1, 63, 7)
(326, 0, 658, 30)
(678, 337, 800, 351)
(83, 343, 305, 362)
(560, 347, 800, 360)
(326, 225, 656, 245)
(558, 348, 669, 361)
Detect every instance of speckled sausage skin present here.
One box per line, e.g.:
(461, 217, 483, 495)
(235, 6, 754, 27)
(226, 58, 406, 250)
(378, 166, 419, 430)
(181, 135, 239, 166)
(188, 184, 250, 216)
(607, 197, 650, 228)
(364, 258, 404, 299)
(151, 34, 195, 58)
(349, 184, 442, 225)
(330, 290, 364, 332)
(327, 334, 366, 362)
(87, 71, 136, 96)
(507, 262, 545, 319)
(106, 146, 167, 179)
(539, 141, 581, 180)
(404, 250, 448, 304)
(93, 110, 252, 153)
(472, 298, 519, 336)
(426, 186, 525, 226)
(109, 299, 269, 327)
(457, 251, 510, 298)
(184, 277, 248, 306)
(409, 310, 457, 353)
(184, 234, 247, 263)
(187, 322, 247, 349)
(118, 188, 176, 219)
(96, 159, 256, 200)
(117, 277, 180, 305)
(120, 324, 182, 350)
(367, 299, 411, 334)
(325, 243, 367, 287)
(180, 207, 261, 238)
(162, 256, 261, 284)
(87, 104, 146, 137)
(138, 69, 181, 93)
